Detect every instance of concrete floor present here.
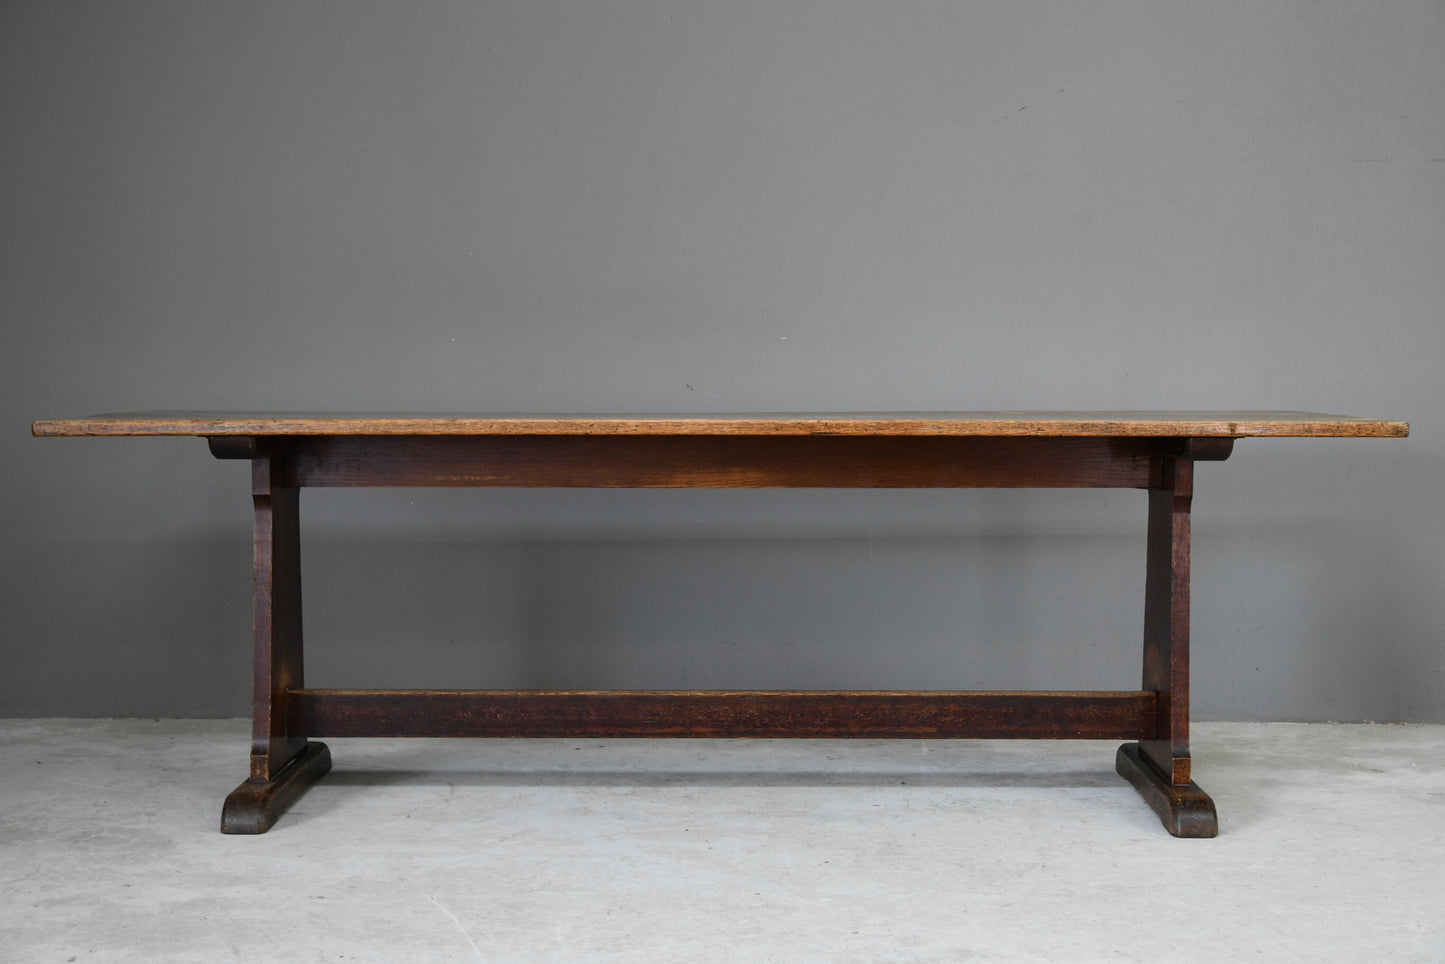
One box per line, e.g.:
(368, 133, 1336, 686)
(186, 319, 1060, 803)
(2, 720, 1442, 962)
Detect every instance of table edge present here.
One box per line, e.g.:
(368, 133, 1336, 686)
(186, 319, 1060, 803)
(31, 413, 1410, 439)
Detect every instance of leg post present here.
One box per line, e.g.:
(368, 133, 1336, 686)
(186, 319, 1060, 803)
(221, 450, 330, 833)
(1119, 440, 1229, 837)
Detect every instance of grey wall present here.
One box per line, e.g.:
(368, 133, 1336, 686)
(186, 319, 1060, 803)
(3, 2, 1441, 721)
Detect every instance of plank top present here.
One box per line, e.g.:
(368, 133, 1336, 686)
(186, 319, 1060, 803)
(32, 411, 1408, 438)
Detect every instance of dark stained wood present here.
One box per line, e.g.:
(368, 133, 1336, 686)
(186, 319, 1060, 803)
(31, 410, 1410, 438)
(1176, 438, 1235, 461)
(1139, 451, 1196, 786)
(221, 742, 332, 835)
(1115, 742, 1218, 838)
(32, 409, 1408, 836)
(287, 689, 1158, 740)
(207, 436, 263, 460)
(266, 435, 1157, 489)
(248, 455, 312, 781)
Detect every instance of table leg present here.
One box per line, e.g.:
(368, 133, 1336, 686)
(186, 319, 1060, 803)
(1117, 445, 1220, 837)
(221, 453, 330, 833)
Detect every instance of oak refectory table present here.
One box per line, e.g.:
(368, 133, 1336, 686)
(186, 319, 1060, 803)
(32, 411, 1408, 837)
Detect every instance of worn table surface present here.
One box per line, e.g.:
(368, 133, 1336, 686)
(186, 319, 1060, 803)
(32, 410, 1409, 438)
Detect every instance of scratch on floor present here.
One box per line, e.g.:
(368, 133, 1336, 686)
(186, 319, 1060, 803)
(423, 892, 486, 961)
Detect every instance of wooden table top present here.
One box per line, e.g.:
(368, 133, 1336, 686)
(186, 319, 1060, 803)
(33, 411, 1408, 438)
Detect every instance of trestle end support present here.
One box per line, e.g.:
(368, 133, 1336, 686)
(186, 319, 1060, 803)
(221, 742, 332, 834)
(1116, 742, 1218, 838)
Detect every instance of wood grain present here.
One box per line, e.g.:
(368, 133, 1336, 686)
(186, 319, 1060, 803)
(1115, 743, 1218, 838)
(249, 455, 308, 781)
(286, 689, 1158, 740)
(275, 435, 1157, 488)
(220, 742, 331, 835)
(1140, 451, 1195, 785)
(32, 410, 1409, 438)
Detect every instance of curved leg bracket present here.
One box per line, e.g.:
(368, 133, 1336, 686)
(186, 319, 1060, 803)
(1116, 742, 1217, 838)
(221, 741, 332, 834)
